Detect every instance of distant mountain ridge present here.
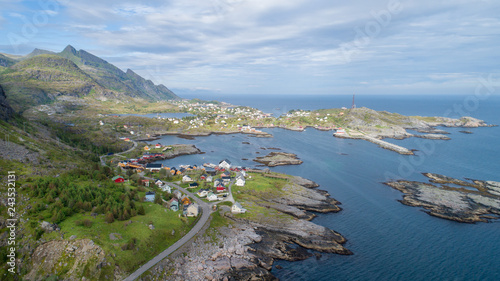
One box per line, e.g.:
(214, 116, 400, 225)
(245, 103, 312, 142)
(0, 45, 179, 111)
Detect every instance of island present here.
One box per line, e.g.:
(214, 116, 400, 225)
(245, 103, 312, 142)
(385, 173, 500, 223)
(253, 152, 303, 167)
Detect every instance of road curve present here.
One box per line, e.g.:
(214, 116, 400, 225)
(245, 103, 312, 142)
(122, 182, 210, 281)
(100, 140, 137, 166)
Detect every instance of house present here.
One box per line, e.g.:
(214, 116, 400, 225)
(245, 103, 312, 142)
(206, 175, 213, 182)
(169, 198, 179, 211)
(161, 184, 171, 193)
(172, 190, 182, 199)
(200, 174, 207, 180)
(141, 179, 150, 187)
(145, 191, 155, 202)
(216, 184, 226, 193)
(221, 176, 231, 183)
(155, 179, 164, 186)
(112, 176, 125, 183)
(206, 192, 219, 201)
(219, 159, 231, 170)
(334, 128, 346, 134)
(146, 163, 163, 172)
(231, 202, 247, 214)
(235, 177, 245, 186)
(180, 195, 191, 205)
(197, 189, 209, 197)
(182, 175, 193, 182)
(189, 182, 199, 189)
(155, 143, 162, 149)
(213, 178, 222, 187)
(144, 146, 151, 151)
(184, 203, 199, 217)
(124, 138, 130, 142)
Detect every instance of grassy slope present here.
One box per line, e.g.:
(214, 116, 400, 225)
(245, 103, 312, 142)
(0, 115, 196, 279)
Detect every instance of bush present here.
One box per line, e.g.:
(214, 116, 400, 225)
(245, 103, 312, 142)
(138, 205, 145, 215)
(105, 212, 115, 223)
(82, 219, 93, 228)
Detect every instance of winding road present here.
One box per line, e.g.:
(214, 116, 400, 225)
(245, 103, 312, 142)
(100, 140, 137, 166)
(123, 181, 212, 281)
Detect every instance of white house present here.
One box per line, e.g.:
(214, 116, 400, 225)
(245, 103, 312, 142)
(206, 192, 219, 202)
(182, 175, 193, 182)
(161, 184, 172, 193)
(197, 189, 209, 197)
(219, 159, 231, 170)
(235, 177, 245, 186)
(185, 203, 199, 217)
(155, 179, 164, 186)
(231, 202, 247, 214)
(206, 175, 213, 182)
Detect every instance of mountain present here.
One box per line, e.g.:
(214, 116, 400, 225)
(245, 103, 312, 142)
(0, 45, 179, 111)
(0, 54, 113, 111)
(23, 48, 56, 59)
(0, 53, 18, 67)
(57, 45, 178, 100)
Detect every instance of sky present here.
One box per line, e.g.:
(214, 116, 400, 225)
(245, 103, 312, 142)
(0, 0, 499, 97)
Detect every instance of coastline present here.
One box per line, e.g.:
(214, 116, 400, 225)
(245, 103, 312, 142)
(142, 172, 351, 280)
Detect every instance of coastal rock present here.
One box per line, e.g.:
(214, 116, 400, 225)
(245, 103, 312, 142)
(162, 144, 202, 159)
(25, 239, 114, 280)
(385, 174, 500, 223)
(414, 134, 451, 140)
(253, 152, 303, 167)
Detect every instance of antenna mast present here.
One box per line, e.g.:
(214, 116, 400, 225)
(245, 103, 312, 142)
(351, 93, 356, 109)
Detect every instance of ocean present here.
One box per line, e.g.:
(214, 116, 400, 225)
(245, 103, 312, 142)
(157, 94, 500, 280)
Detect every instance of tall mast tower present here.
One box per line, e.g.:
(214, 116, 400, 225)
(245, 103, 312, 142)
(351, 93, 356, 109)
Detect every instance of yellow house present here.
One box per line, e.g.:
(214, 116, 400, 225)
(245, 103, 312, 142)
(144, 146, 150, 151)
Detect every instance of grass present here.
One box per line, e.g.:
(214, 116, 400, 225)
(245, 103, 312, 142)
(57, 201, 196, 272)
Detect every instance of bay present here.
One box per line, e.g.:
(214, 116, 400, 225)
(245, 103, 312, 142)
(155, 94, 500, 280)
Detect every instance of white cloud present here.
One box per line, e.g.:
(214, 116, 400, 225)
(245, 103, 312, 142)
(3, 0, 499, 95)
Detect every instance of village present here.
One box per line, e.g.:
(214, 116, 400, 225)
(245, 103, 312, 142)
(113, 146, 249, 221)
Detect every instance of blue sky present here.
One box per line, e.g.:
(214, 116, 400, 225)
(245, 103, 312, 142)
(1, 0, 499, 96)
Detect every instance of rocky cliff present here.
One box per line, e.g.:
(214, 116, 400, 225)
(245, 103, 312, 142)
(0, 84, 14, 120)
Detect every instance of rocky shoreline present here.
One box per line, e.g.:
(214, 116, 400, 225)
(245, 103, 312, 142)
(144, 174, 350, 280)
(385, 173, 500, 223)
(253, 152, 303, 167)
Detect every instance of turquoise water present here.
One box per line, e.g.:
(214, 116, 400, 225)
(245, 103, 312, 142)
(155, 95, 500, 280)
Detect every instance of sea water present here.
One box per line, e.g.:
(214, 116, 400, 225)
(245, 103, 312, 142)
(156, 94, 500, 280)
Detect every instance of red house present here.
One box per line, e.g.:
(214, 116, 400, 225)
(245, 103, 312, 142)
(112, 176, 125, 183)
(216, 185, 226, 193)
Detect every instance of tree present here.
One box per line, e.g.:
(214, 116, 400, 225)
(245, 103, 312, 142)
(105, 212, 115, 223)
(154, 193, 163, 205)
(138, 205, 145, 215)
(159, 168, 167, 178)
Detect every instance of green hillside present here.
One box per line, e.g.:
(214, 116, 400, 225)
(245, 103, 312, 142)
(0, 54, 104, 111)
(0, 45, 179, 112)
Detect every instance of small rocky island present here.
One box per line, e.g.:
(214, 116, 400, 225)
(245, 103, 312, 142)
(385, 173, 500, 223)
(253, 152, 303, 167)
